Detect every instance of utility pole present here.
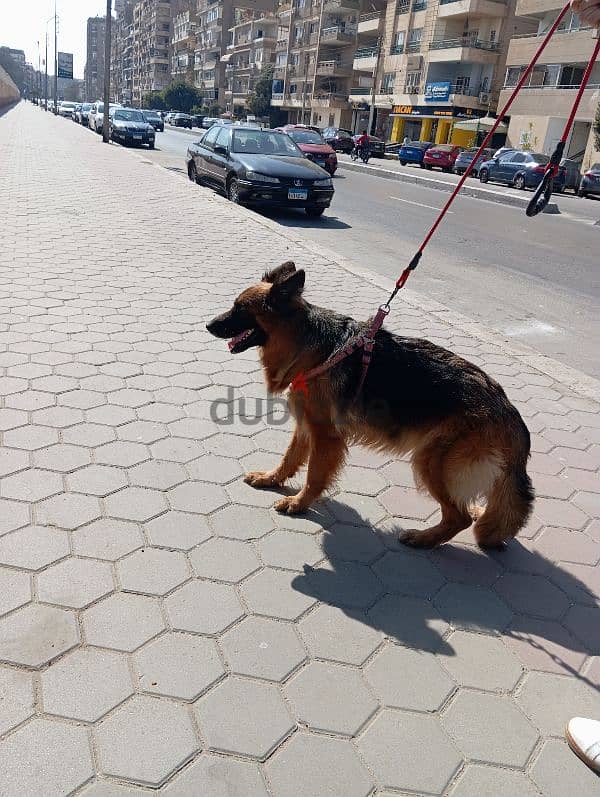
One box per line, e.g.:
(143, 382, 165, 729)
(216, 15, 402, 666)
(102, 0, 112, 143)
(368, 33, 383, 136)
(300, 54, 309, 125)
(54, 1, 58, 110)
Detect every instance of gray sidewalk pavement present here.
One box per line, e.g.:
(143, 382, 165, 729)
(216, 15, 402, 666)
(0, 101, 599, 796)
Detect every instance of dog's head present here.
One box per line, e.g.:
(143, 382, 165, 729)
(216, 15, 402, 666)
(206, 261, 305, 354)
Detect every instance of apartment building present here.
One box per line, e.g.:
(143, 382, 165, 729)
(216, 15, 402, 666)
(131, 0, 173, 105)
(112, 1, 135, 104)
(172, 6, 198, 83)
(223, 10, 278, 114)
(85, 17, 106, 101)
(498, 1, 600, 168)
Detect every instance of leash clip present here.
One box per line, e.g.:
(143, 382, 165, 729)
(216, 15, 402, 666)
(526, 140, 564, 218)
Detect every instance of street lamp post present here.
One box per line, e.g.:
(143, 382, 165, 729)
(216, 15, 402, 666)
(102, 0, 113, 143)
(54, 1, 58, 110)
(368, 34, 383, 136)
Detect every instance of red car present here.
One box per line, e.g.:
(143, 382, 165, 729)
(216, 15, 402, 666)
(276, 125, 338, 175)
(423, 144, 464, 172)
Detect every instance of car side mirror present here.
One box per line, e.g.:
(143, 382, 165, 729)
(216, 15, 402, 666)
(214, 144, 227, 155)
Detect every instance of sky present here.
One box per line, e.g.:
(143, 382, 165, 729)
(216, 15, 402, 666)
(2, 1, 108, 79)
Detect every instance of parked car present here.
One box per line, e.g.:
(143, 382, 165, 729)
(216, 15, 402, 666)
(321, 127, 355, 154)
(478, 150, 566, 192)
(201, 116, 218, 129)
(493, 147, 515, 160)
(423, 144, 464, 172)
(192, 114, 205, 128)
(397, 140, 433, 167)
(109, 108, 156, 148)
(275, 125, 337, 175)
(58, 101, 77, 118)
(143, 109, 164, 132)
(560, 158, 582, 193)
(352, 134, 385, 158)
(89, 101, 121, 134)
(453, 147, 495, 177)
(172, 113, 193, 129)
(578, 163, 600, 198)
(71, 104, 82, 121)
(75, 102, 92, 125)
(186, 126, 334, 216)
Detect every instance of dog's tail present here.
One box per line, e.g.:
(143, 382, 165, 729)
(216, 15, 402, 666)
(473, 415, 534, 547)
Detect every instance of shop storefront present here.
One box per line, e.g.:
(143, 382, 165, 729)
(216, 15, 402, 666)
(389, 104, 487, 146)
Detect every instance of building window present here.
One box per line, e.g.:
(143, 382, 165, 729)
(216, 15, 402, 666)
(406, 70, 421, 89)
(455, 75, 470, 93)
(289, 83, 298, 93)
(394, 30, 405, 46)
(408, 28, 422, 42)
(505, 66, 522, 87)
(381, 72, 395, 91)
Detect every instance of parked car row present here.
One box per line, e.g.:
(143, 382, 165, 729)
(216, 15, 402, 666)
(61, 100, 156, 148)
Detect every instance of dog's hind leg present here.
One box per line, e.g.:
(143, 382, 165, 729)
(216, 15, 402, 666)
(245, 426, 309, 489)
(399, 443, 472, 549)
(274, 429, 346, 514)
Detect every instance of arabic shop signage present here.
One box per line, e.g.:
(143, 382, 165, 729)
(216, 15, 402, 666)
(425, 81, 451, 102)
(393, 105, 484, 118)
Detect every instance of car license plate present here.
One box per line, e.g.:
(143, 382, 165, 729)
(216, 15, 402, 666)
(288, 189, 308, 200)
(133, 134, 143, 139)
(432, 153, 441, 158)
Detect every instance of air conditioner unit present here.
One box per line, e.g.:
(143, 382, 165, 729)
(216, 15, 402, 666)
(479, 91, 490, 104)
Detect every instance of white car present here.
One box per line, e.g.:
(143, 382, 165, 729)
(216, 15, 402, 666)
(58, 101, 77, 118)
(89, 101, 121, 134)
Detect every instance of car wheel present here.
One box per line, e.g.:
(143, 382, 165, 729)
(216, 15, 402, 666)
(305, 206, 325, 217)
(227, 178, 242, 204)
(556, 183, 565, 194)
(419, 162, 426, 169)
(424, 164, 432, 170)
(188, 162, 200, 184)
(514, 174, 526, 190)
(577, 190, 587, 198)
(399, 159, 407, 166)
(148, 142, 155, 150)
(479, 169, 489, 184)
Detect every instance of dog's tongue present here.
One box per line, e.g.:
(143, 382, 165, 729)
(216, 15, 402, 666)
(228, 329, 252, 352)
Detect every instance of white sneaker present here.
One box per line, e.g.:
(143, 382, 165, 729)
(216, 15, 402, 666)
(566, 717, 600, 774)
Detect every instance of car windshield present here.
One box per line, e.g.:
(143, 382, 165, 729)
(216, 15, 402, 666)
(290, 130, 324, 145)
(432, 145, 454, 152)
(62, 102, 76, 108)
(231, 130, 300, 156)
(144, 111, 159, 119)
(114, 110, 145, 122)
(405, 141, 426, 148)
(82, 104, 92, 111)
(531, 154, 550, 164)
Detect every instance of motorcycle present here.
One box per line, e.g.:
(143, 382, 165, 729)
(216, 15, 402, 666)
(350, 144, 370, 164)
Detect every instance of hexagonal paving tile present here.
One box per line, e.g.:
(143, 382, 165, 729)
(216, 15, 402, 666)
(0, 603, 79, 668)
(144, 511, 212, 550)
(329, 493, 387, 525)
(194, 676, 294, 760)
(256, 528, 324, 571)
(380, 485, 438, 520)
(95, 695, 199, 787)
(562, 603, 600, 651)
(0, 447, 30, 477)
(265, 732, 374, 797)
(82, 593, 164, 652)
(438, 630, 523, 692)
(167, 482, 228, 515)
(434, 583, 513, 634)
(189, 537, 260, 582)
(533, 498, 589, 530)
(367, 594, 450, 652)
(95, 440, 149, 467)
(105, 487, 168, 522)
(186, 454, 242, 485)
(37, 557, 115, 608)
(166, 579, 244, 634)
(240, 568, 317, 620)
(3, 424, 59, 451)
(67, 464, 129, 497)
(318, 523, 385, 565)
(0, 718, 93, 796)
(0, 499, 31, 536)
(210, 504, 275, 540)
(285, 661, 377, 735)
(221, 616, 306, 682)
(150, 437, 205, 463)
(430, 544, 504, 586)
(0, 667, 35, 735)
(298, 604, 383, 665)
(358, 709, 462, 793)
(163, 753, 268, 797)
(504, 616, 587, 675)
(450, 764, 539, 797)
(41, 648, 133, 721)
(0, 567, 31, 617)
(303, 560, 382, 610)
(72, 518, 144, 561)
(117, 548, 189, 595)
(494, 572, 569, 620)
(442, 690, 538, 766)
(32, 443, 92, 473)
(372, 549, 446, 597)
(516, 671, 600, 735)
(117, 420, 168, 444)
(128, 460, 187, 491)
(366, 644, 455, 710)
(36, 493, 102, 530)
(534, 526, 600, 565)
(0, 526, 69, 570)
(134, 632, 224, 700)
(530, 738, 600, 797)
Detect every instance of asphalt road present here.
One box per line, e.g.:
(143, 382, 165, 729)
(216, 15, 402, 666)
(146, 127, 600, 379)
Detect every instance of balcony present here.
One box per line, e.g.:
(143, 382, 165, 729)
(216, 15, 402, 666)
(406, 42, 422, 52)
(389, 43, 404, 54)
(312, 91, 349, 107)
(320, 25, 357, 44)
(396, 3, 410, 13)
(316, 60, 352, 77)
(276, 38, 289, 51)
(505, 26, 598, 67)
(357, 11, 382, 35)
(498, 82, 600, 117)
(515, 0, 563, 16)
(296, 3, 320, 17)
(323, 0, 360, 14)
(428, 37, 501, 62)
(353, 47, 378, 71)
(412, 0, 427, 10)
(438, 0, 508, 17)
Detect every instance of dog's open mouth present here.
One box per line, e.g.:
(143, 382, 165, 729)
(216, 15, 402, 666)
(228, 328, 261, 354)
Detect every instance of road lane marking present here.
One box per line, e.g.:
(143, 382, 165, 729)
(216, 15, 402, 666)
(389, 196, 453, 212)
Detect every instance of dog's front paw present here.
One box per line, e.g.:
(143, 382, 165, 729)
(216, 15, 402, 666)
(244, 471, 280, 489)
(274, 495, 306, 515)
(398, 529, 437, 549)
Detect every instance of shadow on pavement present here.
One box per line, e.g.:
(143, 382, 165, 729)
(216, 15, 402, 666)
(260, 208, 351, 230)
(290, 499, 598, 682)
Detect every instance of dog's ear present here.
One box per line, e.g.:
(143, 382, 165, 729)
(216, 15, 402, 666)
(263, 261, 296, 284)
(269, 269, 305, 306)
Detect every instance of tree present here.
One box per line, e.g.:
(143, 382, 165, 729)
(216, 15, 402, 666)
(143, 91, 167, 110)
(163, 81, 201, 113)
(247, 64, 274, 118)
(594, 101, 600, 152)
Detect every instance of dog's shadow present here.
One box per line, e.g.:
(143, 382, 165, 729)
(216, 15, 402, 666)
(291, 500, 598, 682)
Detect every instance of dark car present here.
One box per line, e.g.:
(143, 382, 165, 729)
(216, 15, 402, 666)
(143, 110, 164, 132)
(322, 127, 355, 153)
(172, 113, 193, 129)
(276, 125, 337, 175)
(423, 144, 464, 172)
(186, 126, 334, 217)
(560, 158, 582, 193)
(453, 147, 495, 177)
(109, 108, 156, 148)
(353, 134, 385, 158)
(478, 150, 566, 192)
(578, 163, 600, 198)
(397, 140, 433, 167)
(192, 114, 205, 128)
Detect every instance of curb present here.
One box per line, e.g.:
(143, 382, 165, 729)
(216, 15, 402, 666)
(338, 160, 561, 214)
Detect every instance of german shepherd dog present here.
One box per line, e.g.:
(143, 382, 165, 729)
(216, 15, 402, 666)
(206, 262, 534, 548)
